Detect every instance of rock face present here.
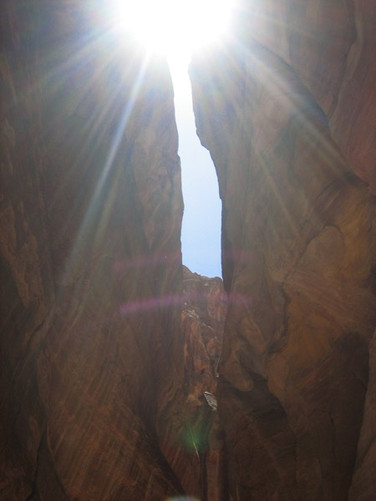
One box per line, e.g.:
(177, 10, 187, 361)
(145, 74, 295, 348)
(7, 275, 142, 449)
(2, 1, 376, 500)
(235, 0, 376, 193)
(190, 2, 376, 499)
(159, 267, 227, 501)
(1, 3, 185, 499)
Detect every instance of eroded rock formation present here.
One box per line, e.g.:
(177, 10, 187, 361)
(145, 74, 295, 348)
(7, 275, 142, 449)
(2, 1, 376, 500)
(190, 2, 376, 499)
(1, 3, 185, 499)
(159, 267, 227, 501)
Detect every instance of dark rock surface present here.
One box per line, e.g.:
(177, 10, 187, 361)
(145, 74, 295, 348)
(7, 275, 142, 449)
(1, 3, 184, 499)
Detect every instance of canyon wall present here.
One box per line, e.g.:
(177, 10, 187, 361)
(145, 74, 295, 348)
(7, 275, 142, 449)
(190, 1, 376, 499)
(159, 267, 227, 500)
(2, 1, 376, 500)
(1, 3, 186, 499)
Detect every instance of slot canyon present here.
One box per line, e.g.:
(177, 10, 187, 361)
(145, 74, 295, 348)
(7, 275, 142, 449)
(1, 1, 376, 500)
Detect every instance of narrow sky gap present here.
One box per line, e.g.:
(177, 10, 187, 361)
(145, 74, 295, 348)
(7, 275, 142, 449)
(109, 0, 232, 277)
(171, 65, 222, 278)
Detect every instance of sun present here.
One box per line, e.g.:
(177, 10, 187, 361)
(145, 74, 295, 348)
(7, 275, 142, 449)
(111, 0, 233, 64)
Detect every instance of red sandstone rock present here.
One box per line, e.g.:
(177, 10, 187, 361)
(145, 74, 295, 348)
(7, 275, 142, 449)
(1, 3, 184, 499)
(190, 7, 376, 498)
(157, 267, 227, 501)
(2, 1, 376, 500)
(234, 0, 376, 192)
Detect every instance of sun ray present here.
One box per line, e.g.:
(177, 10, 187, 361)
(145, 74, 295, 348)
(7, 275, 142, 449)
(60, 53, 150, 286)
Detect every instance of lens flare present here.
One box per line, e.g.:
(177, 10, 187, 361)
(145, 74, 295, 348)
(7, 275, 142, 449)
(166, 498, 200, 501)
(111, 0, 233, 62)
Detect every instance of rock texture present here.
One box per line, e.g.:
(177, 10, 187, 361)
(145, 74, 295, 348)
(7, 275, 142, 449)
(2, 1, 376, 500)
(190, 2, 376, 499)
(159, 267, 227, 501)
(1, 3, 185, 499)
(235, 0, 376, 193)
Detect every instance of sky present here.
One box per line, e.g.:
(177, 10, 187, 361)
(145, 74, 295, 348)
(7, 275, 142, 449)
(110, 0, 229, 278)
(171, 65, 222, 278)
